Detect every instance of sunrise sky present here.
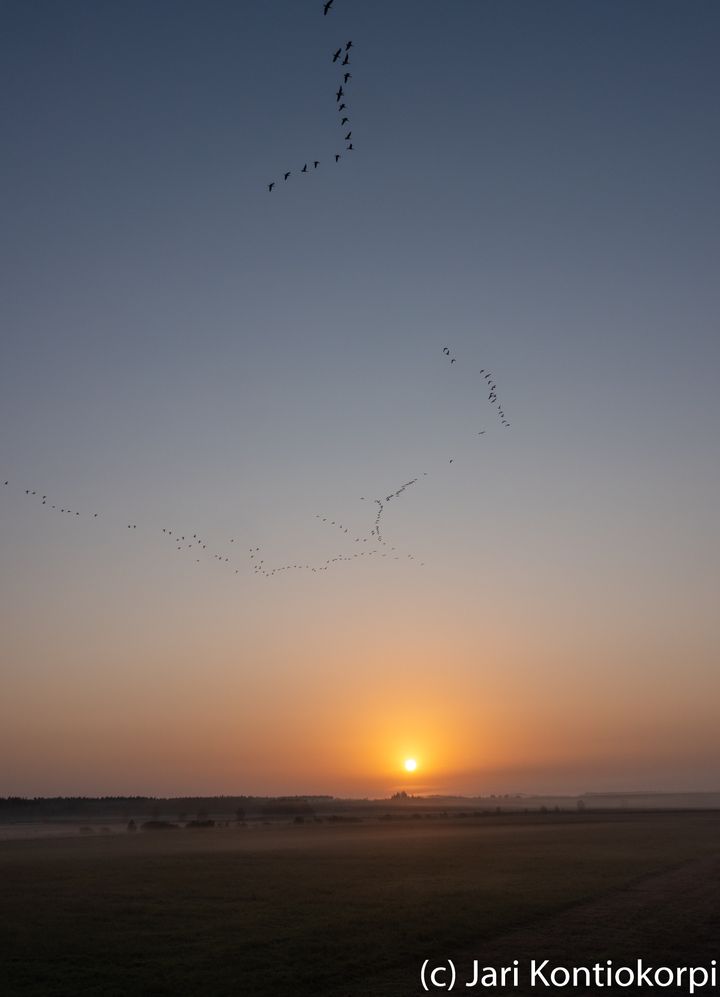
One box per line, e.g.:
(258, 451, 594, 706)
(2, 0, 719, 798)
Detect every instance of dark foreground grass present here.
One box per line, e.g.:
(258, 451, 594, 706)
(1, 812, 719, 996)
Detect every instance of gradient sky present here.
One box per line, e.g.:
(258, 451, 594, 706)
(1, 0, 719, 797)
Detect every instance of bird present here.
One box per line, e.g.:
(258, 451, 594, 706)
(346, 143, 353, 150)
(301, 163, 308, 172)
(323, 0, 334, 14)
(345, 40, 353, 50)
(343, 72, 352, 83)
(344, 131, 351, 140)
(284, 171, 291, 180)
(342, 53, 350, 65)
(313, 160, 319, 168)
(336, 86, 344, 101)
(338, 102, 346, 111)
(335, 154, 341, 161)
(268, 182, 274, 192)
(332, 47, 342, 62)
(341, 116, 349, 125)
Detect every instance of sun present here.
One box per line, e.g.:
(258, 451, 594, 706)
(404, 758, 418, 773)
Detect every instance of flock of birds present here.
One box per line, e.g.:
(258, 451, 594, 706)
(3, 5, 515, 585)
(267, 2, 354, 191)
(2, 347, 511, 582)
(442, 347, 510, 429)
(1, 476, 418, 581)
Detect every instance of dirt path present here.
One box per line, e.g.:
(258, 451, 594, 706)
(388, 852, 720, 997)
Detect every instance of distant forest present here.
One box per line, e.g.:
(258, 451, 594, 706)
(0, 796, 336, 821)
(2, 792, 719, 822)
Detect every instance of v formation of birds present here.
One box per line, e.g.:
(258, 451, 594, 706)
(3, 1, 513, 583)
(268, 3, 353, 192)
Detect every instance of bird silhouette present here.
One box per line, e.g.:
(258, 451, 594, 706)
(344, 131, 351, 140)
(336, 86, 344, 101)
(323, 0, 334, 14)
(335, 154, 341, 162)
(346, 143, 353, 150)
(343, 72, 352, 83)
(313, 160, 319, 168)
(341, 116, 349, 125)
(338, 102, 346, 111)
(284, 171, 291, 180)
(332, 48, 342, 62)
(345, 40, 352, 50)
(342, 53, 350, 65)
(268, 182, 275, 192)
(301, 163, 308, 172)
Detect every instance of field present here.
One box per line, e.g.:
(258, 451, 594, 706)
(2, 812, 719, 996)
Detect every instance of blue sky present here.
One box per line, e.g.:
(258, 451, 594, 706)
(1, 0, 719, 796)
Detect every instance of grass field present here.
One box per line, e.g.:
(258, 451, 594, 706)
(2, 812, 719, 996)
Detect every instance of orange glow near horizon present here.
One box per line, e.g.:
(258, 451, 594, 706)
(3, 596, 720, 797)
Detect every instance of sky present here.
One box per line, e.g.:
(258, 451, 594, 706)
(1, 0, 719, 798)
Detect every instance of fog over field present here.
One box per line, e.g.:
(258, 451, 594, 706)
(2, 813, 719, 996)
